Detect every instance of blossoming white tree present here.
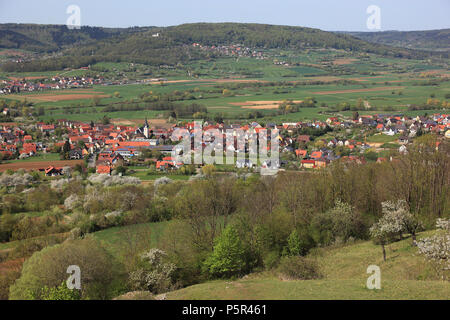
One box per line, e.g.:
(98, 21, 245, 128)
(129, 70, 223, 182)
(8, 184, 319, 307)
(416, 218, 450, 280)
(129, 249, 176, 294)
(370, 200, 420, 261)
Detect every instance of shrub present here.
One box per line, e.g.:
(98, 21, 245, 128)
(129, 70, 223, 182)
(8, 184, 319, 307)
(64, 194, 80, 210)
(154, 177, 172, 190)
(310, 200, 366, 246)
(263, 250, 281, 270)
(0, 213, 19, 242)
(277, 256, 322, 280)
(416, 218, 450, 280)
(87, 174, 140, 186)
(0, 269, 21, 300)
(40, 282, 82, 300)
(128, 249, 176, 294)
(0, 172, 34, 187)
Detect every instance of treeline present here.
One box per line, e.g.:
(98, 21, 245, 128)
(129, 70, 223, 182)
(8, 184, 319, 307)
(102, 101, 207, 118)
(0, 24, 144, 52)
(348, 29, 450, 53)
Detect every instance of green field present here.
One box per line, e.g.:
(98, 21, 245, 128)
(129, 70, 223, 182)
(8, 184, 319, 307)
(129, 172, 192, 181)
(93, 221, 171, 260)
(2, 49, 448, 123)
(167, 278, 449, 300)
(366, 134, 400, 143)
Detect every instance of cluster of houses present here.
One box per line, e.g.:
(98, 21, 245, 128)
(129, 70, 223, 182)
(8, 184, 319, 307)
(192, 43, 266, 60)
(0, 127, 40, 159)
(0, 112, 449, 175)
(326, 114, 449, 136)
(0, 76, 104, 95)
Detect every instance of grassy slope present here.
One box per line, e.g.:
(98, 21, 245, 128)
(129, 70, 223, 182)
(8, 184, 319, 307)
(167, 231, 450, 300)
(93, 221, 171, 261)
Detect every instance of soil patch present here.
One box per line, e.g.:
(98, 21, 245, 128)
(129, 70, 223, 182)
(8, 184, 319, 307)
(0, 160, 84, 172)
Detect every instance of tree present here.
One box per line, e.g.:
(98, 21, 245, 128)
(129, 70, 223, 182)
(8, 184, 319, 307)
(102, 115, 110, 125)
(287, 230, 302, 256)
(92, 96, 101, 106)
(370, 200, 407, 261)
(381, 200, 422, 243)
(115, 166, 127, 175)
(62, 140, 71, 155)
(222, 89, 232, 97)
(203, 225, 246, 278)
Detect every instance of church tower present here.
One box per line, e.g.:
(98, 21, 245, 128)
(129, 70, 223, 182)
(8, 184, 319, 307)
(143, 118, 150, 139)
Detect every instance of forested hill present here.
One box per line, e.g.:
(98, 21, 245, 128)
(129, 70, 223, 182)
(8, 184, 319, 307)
(0, 24, 153, 52)
(347, 29, 450, 52)
(0, 23, 444, 72)
(164, 23, 434, 57)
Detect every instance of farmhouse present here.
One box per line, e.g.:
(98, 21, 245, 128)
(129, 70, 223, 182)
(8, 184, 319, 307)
(45, 166, 63, 176)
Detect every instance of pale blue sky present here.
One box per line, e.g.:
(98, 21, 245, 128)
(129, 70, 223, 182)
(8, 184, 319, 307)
(0, 0, 449, 31)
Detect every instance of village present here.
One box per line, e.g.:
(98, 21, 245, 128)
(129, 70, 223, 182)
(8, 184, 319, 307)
(0, 75, 105, 95)
(192, 43, 266, 60)
(0, 112, 448, 178)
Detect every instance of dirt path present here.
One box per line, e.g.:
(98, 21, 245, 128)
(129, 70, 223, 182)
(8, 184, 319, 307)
(0, 160, 84, 172)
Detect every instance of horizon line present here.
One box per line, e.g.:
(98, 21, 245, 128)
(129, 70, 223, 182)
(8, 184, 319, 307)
(1, 21, 449, 33)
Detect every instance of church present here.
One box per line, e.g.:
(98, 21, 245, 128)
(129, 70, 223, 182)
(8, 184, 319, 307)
(135, 118, 151, 139)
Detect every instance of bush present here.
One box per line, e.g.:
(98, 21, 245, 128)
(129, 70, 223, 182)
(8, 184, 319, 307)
(87, 174, 140, 186)
(277, 256, 322, 280)
(0, 213, 19, 242)
(310, 200, 366, 246)
(262, 251, 281, 270)
(40, 282, 82, 300)
(9, 237, 122, 300)
(416, 218, 450, 280)
(128, 249, 176, 294)
(0, 172, 34, 187)
(0, 269, 21, 300)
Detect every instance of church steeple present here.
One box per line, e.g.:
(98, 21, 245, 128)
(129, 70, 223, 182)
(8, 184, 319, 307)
(143, 117, 150, 138)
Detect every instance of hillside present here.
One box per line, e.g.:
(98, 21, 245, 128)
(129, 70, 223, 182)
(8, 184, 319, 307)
(0, 23, 440, 72)
(165, 231, 450, 300)
(0, 24, 149, 52)
(348, 29, 450, 52)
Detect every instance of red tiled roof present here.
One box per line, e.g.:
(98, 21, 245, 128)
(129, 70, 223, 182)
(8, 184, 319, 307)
(96, 165, 111, 174)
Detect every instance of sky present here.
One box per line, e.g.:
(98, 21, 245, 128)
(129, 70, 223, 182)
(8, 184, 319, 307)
(0, 0, 449, 31)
